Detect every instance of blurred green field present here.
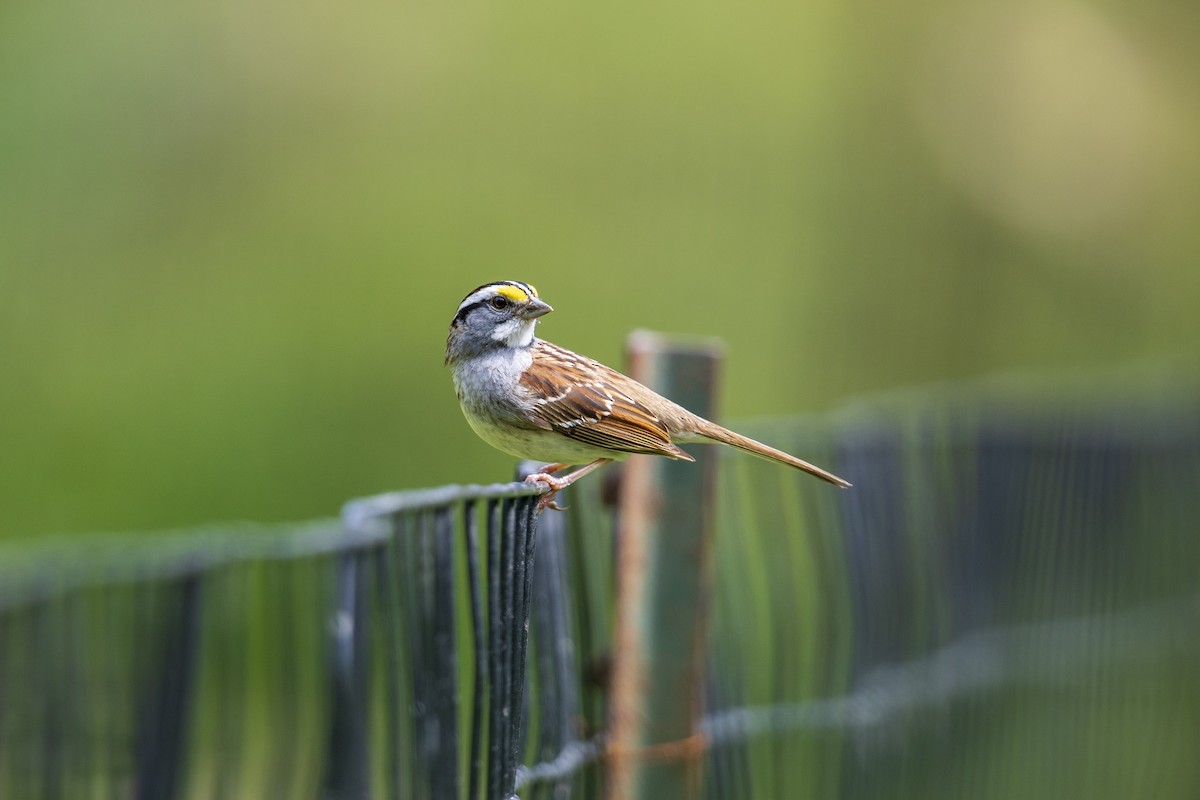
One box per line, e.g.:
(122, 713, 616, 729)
(2, 0, 1198, 539)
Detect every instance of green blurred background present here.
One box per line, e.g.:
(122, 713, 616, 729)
(2, 0, 1198, 540)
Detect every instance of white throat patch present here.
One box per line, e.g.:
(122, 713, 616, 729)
(491, 318, 537, 348)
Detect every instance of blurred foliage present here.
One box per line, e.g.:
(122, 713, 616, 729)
(2, 0, 1198, 538)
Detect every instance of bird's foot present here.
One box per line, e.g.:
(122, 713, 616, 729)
(525, 472, 570, 492)
(524, 459, 613, 512)
(525, 472, 570, 512)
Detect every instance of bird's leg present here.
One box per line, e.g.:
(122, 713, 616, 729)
(526, 459, 613, 511)
(552, 458, 613, 488)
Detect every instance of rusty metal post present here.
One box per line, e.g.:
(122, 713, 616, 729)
(606, 331, 722, 800)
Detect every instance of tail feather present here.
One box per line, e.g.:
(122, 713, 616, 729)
(689, 420, 852, 488)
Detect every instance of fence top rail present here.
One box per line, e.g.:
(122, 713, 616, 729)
(0, 480, 545, 611)
(341, 480, 547, 532)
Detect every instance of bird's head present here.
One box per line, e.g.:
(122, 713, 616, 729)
(445, 280, 553, 364)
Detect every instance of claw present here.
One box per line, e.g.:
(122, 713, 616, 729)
(538, 496, 568, 512)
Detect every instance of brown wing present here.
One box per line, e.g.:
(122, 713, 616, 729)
(518, 342, 694, 461)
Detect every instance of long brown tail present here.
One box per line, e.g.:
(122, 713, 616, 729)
(690, 419, 852, 488)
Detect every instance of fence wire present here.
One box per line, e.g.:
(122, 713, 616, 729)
(697, 387, 1200, 800)
(0, 381, 1197, 799)
(511, 384, 1200, 799)
(0, 482, 548, 800)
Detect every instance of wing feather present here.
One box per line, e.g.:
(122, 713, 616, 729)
(518, 342, 693, 461)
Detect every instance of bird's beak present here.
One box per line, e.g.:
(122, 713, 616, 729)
(521, 299, 553, 319)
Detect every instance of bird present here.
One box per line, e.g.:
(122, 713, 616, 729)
(445, 280, 851, 508)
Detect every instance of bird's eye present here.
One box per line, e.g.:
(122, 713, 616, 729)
(490, 296, 510, 310)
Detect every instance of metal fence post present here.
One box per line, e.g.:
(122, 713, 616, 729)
(607, 331, 722, 800)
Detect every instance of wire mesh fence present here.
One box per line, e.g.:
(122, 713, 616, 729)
(0, 377, 1197, 799)
(0, 483, 548, 800)
(697, 384, 1200, 800)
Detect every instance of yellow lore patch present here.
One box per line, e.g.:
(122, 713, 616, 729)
(496, 283, 536, 302)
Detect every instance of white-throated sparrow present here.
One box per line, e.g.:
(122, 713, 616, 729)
(445, 280, 851, 505)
